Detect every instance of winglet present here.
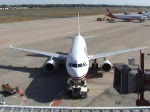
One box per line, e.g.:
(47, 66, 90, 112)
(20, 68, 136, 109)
(78, 13, 80, 36)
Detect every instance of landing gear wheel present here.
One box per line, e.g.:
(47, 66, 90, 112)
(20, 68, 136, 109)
(92, 59, 98, 69)
(92, 63, 98, 68)
(67, 90, 72, 97)
(92, 63, 94, 69)
(96, 63, 98, 68)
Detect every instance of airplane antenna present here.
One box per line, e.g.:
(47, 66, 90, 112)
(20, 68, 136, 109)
(78, 13, 80, 36)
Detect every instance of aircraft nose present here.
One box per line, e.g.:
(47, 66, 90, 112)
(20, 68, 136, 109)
(71, 68, 86, 79)
(72, 69, 80, 77)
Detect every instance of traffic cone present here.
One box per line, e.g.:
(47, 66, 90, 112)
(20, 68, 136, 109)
(19, 87, 24, 96)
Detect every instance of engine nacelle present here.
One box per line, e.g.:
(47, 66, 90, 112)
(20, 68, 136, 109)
(101, 60, 112, 72)
(45, 59, 56, 72)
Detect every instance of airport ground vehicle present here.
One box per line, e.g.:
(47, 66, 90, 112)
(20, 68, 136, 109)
(97, 17, 103, 21)
(66, 78, 88, 98)
(107, 18, 116, 23)
(0, 94, 5, 105)
(97, 17, 108, 21)
(2, 83, 17, 94)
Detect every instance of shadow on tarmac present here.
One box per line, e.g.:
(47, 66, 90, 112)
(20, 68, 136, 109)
(0, 54, 104, 103)
(87, 68, 103, 79)
(0, 58, 69, 103)
(0, 91, 12, 97)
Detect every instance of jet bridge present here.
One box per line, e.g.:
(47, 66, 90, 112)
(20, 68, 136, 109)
(0, 105, 150, 112)
(113, 50, 150, 106)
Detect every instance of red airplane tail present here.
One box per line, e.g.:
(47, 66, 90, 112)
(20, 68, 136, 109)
(106, 8, 116, 18)
(137, 8, 143, 14)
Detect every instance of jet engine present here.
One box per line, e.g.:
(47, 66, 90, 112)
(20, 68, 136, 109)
(101, 60, 112, 72)
(45, 59, 56, 72)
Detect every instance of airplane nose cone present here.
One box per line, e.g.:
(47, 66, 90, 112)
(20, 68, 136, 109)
(72, 69, 81, 77)
(71, 68, 86, 79)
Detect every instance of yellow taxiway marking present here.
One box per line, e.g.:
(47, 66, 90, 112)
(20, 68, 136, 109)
(76, 99, 80, 107)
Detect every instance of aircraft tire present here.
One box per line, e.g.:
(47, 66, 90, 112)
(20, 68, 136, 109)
(96, 63, 98, 68)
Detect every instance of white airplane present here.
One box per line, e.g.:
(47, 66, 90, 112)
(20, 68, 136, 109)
(137, 9, 150, 19)
(124, 9, 150, 20)
(106, 8, 147, 22)
(10, 14, 147, 98)
(138, 8, 150, 14)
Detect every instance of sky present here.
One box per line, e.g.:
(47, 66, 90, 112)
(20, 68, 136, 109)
(0, 0, 150, 6)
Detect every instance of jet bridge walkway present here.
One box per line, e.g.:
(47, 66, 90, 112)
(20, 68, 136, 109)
(0, 105, 150, 112)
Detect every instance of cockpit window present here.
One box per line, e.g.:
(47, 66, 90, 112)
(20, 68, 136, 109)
(72, 64, 77, 68)
(78, 63, 83, 67)
(83, 62, 87, 66)
(68, 63, 83, 68)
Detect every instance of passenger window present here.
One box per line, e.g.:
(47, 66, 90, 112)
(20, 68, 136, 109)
(72, 64, 77, 68)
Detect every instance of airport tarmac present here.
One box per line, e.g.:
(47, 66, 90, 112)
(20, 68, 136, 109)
(0, 15, 150, 107)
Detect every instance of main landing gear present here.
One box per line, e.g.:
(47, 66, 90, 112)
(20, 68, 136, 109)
(92, 59, 98, 69)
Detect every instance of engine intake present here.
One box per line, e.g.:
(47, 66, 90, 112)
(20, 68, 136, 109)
(102, 60, 112, 72)
(45, 59, 55, 72)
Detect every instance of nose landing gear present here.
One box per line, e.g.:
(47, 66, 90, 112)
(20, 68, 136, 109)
(65, 78, 88, 99)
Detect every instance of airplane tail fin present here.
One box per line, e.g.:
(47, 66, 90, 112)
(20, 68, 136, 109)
(124, 9, 129, 15)
(106, 8, 116, 18)
(78, 13, 80, 36)
(137, 8, 143, 14)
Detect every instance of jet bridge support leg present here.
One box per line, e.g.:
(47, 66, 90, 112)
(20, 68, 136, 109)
(136, 50, 150, 106)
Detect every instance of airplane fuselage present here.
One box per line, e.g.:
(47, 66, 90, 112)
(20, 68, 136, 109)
(113, 14, 146, 20)
(66, 35, 89, 80)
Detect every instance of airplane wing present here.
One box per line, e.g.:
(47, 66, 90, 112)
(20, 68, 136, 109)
(10, 45, 67, 60)
(88, 47, 147, 60)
